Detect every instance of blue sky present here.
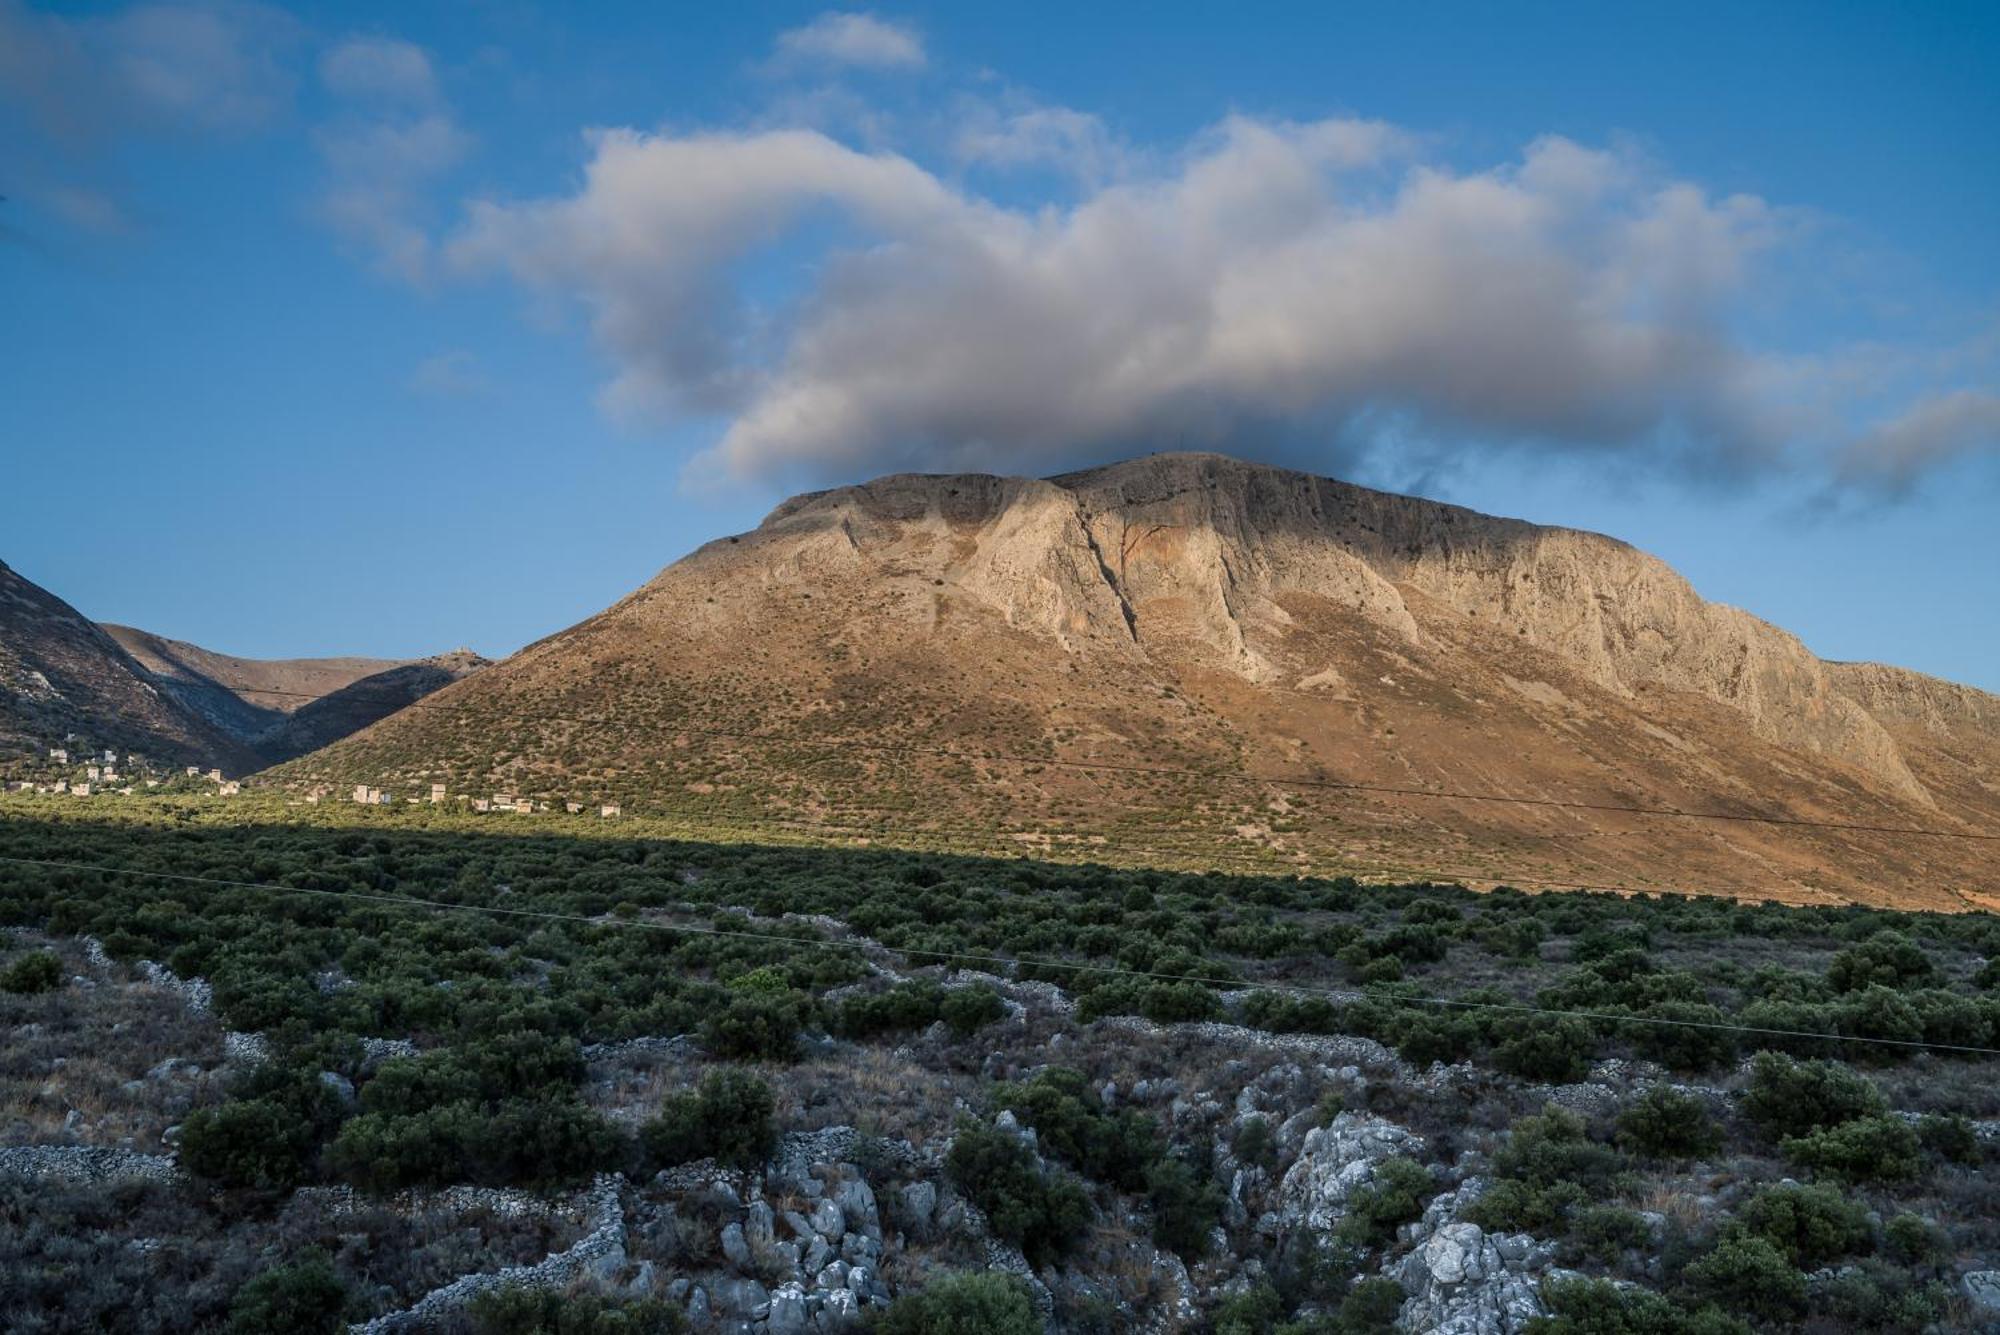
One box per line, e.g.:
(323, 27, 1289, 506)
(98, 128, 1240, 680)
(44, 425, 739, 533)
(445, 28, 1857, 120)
(2, 1, 1996, 689)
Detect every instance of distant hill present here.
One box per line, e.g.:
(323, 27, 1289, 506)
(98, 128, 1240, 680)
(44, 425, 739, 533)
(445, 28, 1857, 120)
(0, 563, 490, 774)
(0, 561, 258, 772)
(273, 452, 2000, 910)
(103, 625, 402, 744)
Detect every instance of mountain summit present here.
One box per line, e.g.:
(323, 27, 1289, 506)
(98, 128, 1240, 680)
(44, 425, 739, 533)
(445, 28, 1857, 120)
(278, 453, 1999, 908)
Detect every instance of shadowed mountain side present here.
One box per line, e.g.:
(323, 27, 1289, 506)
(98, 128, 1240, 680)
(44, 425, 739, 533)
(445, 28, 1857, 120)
(103, 624, 402, 745)
(269, 454, 2000, 909)
(0, 562, 260, 772)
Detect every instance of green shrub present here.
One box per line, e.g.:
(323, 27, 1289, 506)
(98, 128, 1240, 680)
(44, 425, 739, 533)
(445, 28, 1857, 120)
(945, 1122, 1091, 1266)
(1335, 1156, 1435, 1248)
(1729, 1181, 1871, 1267)
(1914, 1113, 1981, 1165)
(465, 1284, 684, 1333)
(1212, 1283, 1284, 1335)
(324, 1097, 621, 1191)
(0, 949, 62, 995)
(1780, 1114, 1923, 1183)
(1329, 1276, 1408, 1332)
(1566, 1205, 1655, 1265)
(181, 1066, 349, 1190)
(1613, 1087, 1721, 1161)
(1145, 1153, 1225, 1257)
(1627, 1002, 1736, 1072)
(1465, 1107, 1625, 1235)
(993, 1067, 1156, 1190)
(699, 991, 804, 1062)
(874, 1272, 1040, 1335)
(1683, 1234, 1806, 1323)
(226, 1253, 349, 1335)
(1492, 1015, 1596, 1083)
(1234, 1115, 1276, 1169)
(1882, 1212, 1949, 1268)
(1826, 932, 1937, 992)
(640, 1067, 777, 1171)
(939, 985, 1007, 1036)
(1526, 1276, 1749, 1334)
(1811, 1261, 1949, 1333)
(1741, 1052, 1885, 1140)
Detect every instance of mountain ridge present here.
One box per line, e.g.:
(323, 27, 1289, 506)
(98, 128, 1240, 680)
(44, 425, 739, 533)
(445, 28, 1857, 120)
(268, 453, 1999, 907)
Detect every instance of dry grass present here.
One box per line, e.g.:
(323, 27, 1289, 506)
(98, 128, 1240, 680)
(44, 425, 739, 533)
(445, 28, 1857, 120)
(0, 935, 224, 1151)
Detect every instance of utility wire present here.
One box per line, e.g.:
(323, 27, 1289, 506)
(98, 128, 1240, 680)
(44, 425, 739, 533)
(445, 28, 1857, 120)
(4, 851, 1995, 1058)
(220, 682, 1999, 843)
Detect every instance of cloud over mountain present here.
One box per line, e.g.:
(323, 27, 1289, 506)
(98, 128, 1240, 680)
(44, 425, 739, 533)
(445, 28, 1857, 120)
(450, 117, 1843, 487)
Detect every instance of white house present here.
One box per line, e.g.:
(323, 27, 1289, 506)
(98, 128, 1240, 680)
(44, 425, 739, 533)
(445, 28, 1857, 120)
(600, 803, 621, 818)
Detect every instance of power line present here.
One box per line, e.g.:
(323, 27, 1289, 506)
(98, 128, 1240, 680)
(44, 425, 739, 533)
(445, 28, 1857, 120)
(221, 682, 2000, 844)
(4, 851, 1994, 1058)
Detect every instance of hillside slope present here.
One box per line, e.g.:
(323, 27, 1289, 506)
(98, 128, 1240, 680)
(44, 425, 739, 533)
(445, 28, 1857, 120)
(0, 562, 260, 772)
(273, 454, 1999, 908)
(103, 625, 401, 745)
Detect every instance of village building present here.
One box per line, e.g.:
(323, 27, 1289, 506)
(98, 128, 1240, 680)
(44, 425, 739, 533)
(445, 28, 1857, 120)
(219, 781, 241, 796)
(49, 748, 68, 763)
(600, 803, 621, 818)
(430, 783, 447, 803)
(565, 801, 583, 814)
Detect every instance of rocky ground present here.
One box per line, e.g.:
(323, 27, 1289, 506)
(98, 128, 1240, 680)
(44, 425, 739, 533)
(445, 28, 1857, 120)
(6, 928, 1999, 1334)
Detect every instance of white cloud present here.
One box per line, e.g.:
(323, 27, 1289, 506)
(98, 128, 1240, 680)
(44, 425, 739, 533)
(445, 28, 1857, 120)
(410, 349, 490, 398)
(954, 104, 1123, 184)
(0, 0, 296, 236)
(1840, 389, 2000, 491)
(319, 36, 440, 106)
(0, 0, 297, 138)
(451, 115, 1842, 487)
(770, 11, 925, 72)
(315, 35, 468, 283)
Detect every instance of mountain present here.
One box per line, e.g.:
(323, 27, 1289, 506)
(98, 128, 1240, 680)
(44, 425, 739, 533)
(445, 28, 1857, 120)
(272, 453, 2000, 909)
(102, 625, 403, 744)
(250, 649, 491, 765)
(100, 626, 490, 767)
(0, 561, 259, 772)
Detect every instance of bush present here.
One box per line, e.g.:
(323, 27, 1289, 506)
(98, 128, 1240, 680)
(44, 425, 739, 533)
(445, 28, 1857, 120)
(1329, 1276, 1408, 1332)
(1683, 1234, 1806, 1324)
(1465, 1107, 1625, 1235)
(699, 991, 804, 1061)
(181, 1066, 349, 1190)
(0, 949, 62, 994)
(1729, 1181, 1871, 1267)
(1811, 1261, 1949, 1333)
(1827, 932, 1937, 992)
(1780, 1115, 1923, 1184)
(1144, 1153, 1224, 1257)
(640, 1068, 776, 1171)
(1627, 1002, 1736, 1072)
(1882, 1213, 1949, 1267)
(465, 1285, 684, 1333)
(939, 985, 1007, 1036)
(1914, 1113, 1981, 1165)
(226, 1253, 349, 1334)
(1527, 1276, 1749, 1334)
(1234, 1115, 1276, 1169)
(945, 1122, 1091, 1266)
(324, 1097, 622, 1191)
(1740, 1052, 1884, 1140)
(1335, 1156, 1435, 1248)
(1614, 1087, 1721, 1161)
(1492, 1015, 1596, 1083)
(875, 1272, 1040, 1335)
(1212, 1283, 1284, 1335)
(1567, 1205, 1655, 1265)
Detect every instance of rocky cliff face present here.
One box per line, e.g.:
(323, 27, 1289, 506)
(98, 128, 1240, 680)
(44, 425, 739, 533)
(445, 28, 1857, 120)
(281, 453, 1998, 908)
